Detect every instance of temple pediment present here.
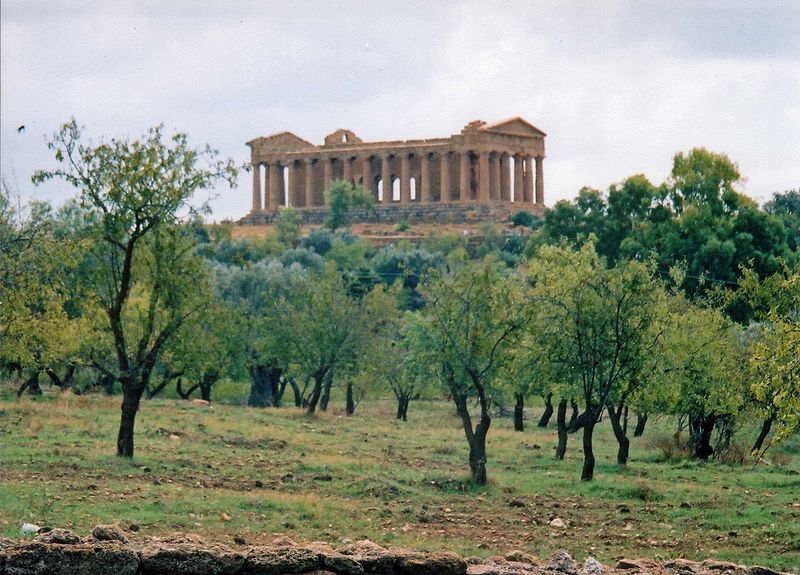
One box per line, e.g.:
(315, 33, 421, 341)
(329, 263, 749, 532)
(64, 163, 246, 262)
(481, 117, 546, 138)
(247, 131, 315, 151)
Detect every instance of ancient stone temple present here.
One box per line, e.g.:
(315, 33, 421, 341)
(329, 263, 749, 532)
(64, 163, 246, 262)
(241, 118, 546, 224)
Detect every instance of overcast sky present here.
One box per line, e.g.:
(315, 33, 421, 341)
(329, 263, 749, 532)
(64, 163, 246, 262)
(2, 1, 799, 221)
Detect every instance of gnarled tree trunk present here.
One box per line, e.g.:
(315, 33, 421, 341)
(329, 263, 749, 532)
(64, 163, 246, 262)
(555, 398, 568, 460)
(288, 378, 303, 407)
(117, 383, 143, 458)
(306, 370, 327, 415)
(345, 381, 355, 415)
(689, 413, 716, 460)
(568, 400, 579, 428)
(633, 412, 648, 437)
(606, 400, 630, 465)
(514, 393, 525, 432)
(581, 418, 597, 481)
(396, 394, 410, 421)
(537, 392, 553, 427)
(17, 371, 43, 399)
(319, 370, 333, 412)
(752, 414, 774, 454)
(248, 365, 273, 407)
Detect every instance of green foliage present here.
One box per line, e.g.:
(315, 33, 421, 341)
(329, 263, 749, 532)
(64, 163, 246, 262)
(275, 207, 303, 247)
(740, 267, 800, 446)
(32, 119, 238, 457)
(395, 219, 410, 232)
(325, 180, 373, 231)
(302, 228, 334, 255)
(511, 210, 535, 228)
(764, 189, 800, 252)
(669, 148, 745, 215)
(0, 183, 87, 372)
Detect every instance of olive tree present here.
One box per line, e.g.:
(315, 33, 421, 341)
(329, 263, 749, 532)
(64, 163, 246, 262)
(415, 259, 525, 485)
(33, 120, 237, 457)
(528, 243, 664, 480)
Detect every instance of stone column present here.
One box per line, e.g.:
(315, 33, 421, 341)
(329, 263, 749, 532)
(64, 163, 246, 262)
(500, 154, 510, 201)
(514, 154, 523, 202)
(262, 162, 271, 209)
(381, 154, 392, 203)
(459, 152, 470, 201)
(362, 156, 373, 199)
(490, 153, 501, 201)
(535, 156, 544, 205)
(305, 159, 315, 207)
(524, 156, 534, 203)
(420, 153, 431, 203)
(440, 153, 451, 202)
(478, 152, 490, 202)
(343, 157, 352, 185)
(323, 158, 332, 204)
(267, 162, 282, 209)
(400, 154, 410, 203)
(251, 163, 262, 211)
(287, 161, 297, 207)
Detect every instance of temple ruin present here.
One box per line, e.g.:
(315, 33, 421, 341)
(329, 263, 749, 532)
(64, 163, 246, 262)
(241, 118, 546, 224)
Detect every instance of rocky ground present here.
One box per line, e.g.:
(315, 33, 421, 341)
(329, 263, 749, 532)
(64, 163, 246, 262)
(0, 526, 791, 575)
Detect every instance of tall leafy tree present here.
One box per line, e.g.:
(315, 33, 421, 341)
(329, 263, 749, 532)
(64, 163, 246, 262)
(528, 243, 664, 479)
(740, 267, 800, 452)
(415, 259, 525, 484)
(33, 120, 237, 457)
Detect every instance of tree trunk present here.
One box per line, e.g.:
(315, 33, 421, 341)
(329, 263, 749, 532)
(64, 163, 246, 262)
(16, 371, 42, 399)
(555, 398, 568, 460)
(568, 400, 579, 427)
(451, 389, 490, 485)
(101, 374, 115, 395)
(469, 433, 488, 485)
(622, 404, 629, 435)
(146, 378, 170, 399)
(289, 378, 302, 407)
(514, 393, 525, 432)
(581, 419, 596, 481)
(345, 381, 355, 415)
(199, 373, 216, 402)
(248, 365, 273, 407)
(116, 385, 143, 458)
(306, 371, 326, 415)
(45, 365, 76, 392)
(275, 378, 287, 406)
(319, 370, 333, 412)
(267, 368, 283, 407)
(396, 396, 409, 421)
(752, 414, 774, 454)
(176, 379, 198, 399)
(538, 392, 553, 427)
(689, 413, 716, 459)
(633, 412, 648, 437)
(606, 400, 630, 465)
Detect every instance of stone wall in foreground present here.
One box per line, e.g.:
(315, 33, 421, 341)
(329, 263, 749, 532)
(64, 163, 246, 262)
(0, 526, 790, 575)
(238, 202, 544, 226)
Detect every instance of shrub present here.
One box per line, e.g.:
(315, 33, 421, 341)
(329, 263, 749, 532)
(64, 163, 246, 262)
(648, 433, 690, 461)
(395, 219, 410, 232)
(511, 210, 535, 227)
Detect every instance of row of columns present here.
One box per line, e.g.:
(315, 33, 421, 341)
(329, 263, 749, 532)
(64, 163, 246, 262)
(251, 151, 543, 211)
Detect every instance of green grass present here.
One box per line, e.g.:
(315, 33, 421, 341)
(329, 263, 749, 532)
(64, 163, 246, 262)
(0, 389, 798, 571)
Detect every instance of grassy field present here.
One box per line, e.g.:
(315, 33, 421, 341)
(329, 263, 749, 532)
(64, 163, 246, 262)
(0, 387, 798, 570)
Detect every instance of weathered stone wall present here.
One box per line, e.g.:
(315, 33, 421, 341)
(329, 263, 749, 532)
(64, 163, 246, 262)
(238, 201, 544, 226)
(0, 526, 789, 575)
